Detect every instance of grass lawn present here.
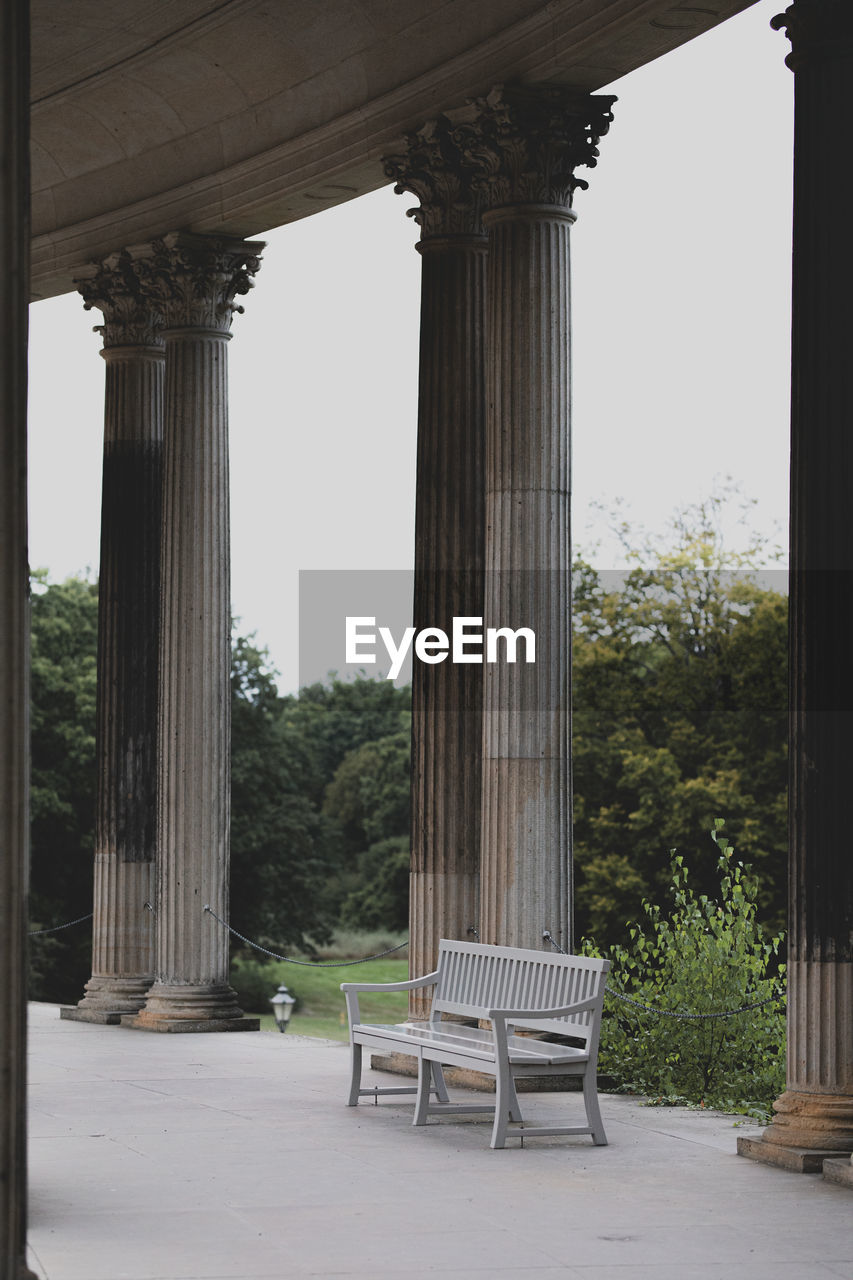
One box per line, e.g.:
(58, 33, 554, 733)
(232, 956, 410, 1042)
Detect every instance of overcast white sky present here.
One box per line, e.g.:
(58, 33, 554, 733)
(27, 0, 793, 693)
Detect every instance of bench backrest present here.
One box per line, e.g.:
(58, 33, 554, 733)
(432, 939, 609, 1044)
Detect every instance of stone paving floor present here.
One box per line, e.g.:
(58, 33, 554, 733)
(26, 1002, 852, 1280)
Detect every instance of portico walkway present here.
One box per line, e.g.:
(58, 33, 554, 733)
(26, 1003, 851, 1280)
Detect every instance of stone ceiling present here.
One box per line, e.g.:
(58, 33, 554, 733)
(30, 0, 757, 298)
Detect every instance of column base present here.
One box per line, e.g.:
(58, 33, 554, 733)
(61, 974, 154, 1023)
(737, 1135, 846, 1173)
(122, 1014, 260, 1033)
(127, 981, 259, 1032)
(61, 1006, 123, 1025)
(823, 1157, 853, 1189)
(763, 1089, 853, 1151)
(737, 1089, 853, 1172)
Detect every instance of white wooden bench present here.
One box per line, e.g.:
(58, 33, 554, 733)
(341, 939, 610, 1149)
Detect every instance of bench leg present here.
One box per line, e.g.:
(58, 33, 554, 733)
(346, 1041, 363, 1107)
(583, 1070, 607, 1145)
(432, 1062, 450, 1104)
(506, 1073, 523, 1123)
(490, 1065, 516, 1149)
(413, 1056, 431, 1126)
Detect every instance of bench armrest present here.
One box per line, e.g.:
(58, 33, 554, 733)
(488, 994, 603, 1063)
(340, 970, 440, 1029)
(488, 994, 601, 1023)
(340, 970, 439, 995)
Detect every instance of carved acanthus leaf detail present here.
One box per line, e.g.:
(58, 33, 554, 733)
(462, 85, 616, 211)
(384, 110, 485, 239)
(75, 252, 164, 349)
(134, 233, 264, 333)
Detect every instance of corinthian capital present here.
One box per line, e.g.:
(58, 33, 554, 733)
(462, 85, 616, 211)
(76, 252, 163, 349)
(771, 1, 853, 69)
(134, 233, 264, 334)
(384, 110, 485, 239)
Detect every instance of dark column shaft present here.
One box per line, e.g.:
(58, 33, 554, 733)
(787, 32, 853, 978)
(746, 1, 853, 1158)
(65, 266, 164, 1021)
(87, 350, 162, 1008)
(0, 0, 36, 1275)
(409, 236, 486, 1014)
(385, 125, 487, 1016)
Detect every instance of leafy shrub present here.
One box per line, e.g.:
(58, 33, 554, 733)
(584, 822, 786, 1118)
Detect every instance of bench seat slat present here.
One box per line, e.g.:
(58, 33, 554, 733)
(351, 1021, 590, 1067)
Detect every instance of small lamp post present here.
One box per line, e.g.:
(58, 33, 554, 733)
(270, 983, 296, 1033)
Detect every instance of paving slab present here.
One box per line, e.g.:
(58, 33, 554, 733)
(26, 1003, 853, 1280)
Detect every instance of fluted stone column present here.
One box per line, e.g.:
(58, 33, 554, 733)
(130, 233, 263, 1032)
(467, 87, 614, 953)
(63, 256, 163, 1023)
(0, 0, 37, 1273)
(739, 2, 853, 1175)
(385, 117, 487, 1018)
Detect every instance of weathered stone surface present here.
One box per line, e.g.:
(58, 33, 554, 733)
(736, 1136, 838, 1174)
(467, 88, 613, 953)
(785, 961, 853, 1097)
(389, 130, 486, 1018)
(59, 1005, 123, 1026)
(67, 259, 163, 1019)
(761, 1088, 853, 1155)
(132, 235, 263, 1032)
(823, 1156, 853, 1189)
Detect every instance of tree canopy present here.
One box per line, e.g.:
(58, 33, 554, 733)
(29, 573, 99, 999)
(572, 494, 787, 944)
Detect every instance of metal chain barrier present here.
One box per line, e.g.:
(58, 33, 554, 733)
(28, 912, 93, 937)
(203, 905, 409, 967)
(24, 910, 785, 1013)
(604, 985, 784, 1019)
(542, 930, 785, 1020)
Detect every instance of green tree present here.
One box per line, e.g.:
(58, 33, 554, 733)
(573, 493, 787, 945)
(229, 634, 339, 952)
(29, 573, 99, 1000)
(322, 729, 411, 854)
(337, 836, 410, 932)
(322, 729, 411, 929)
(278, 676, 411, 807)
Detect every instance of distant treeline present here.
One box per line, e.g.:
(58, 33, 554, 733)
(28, 496, 787, 1001)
